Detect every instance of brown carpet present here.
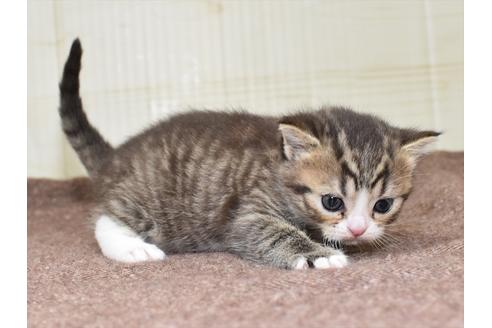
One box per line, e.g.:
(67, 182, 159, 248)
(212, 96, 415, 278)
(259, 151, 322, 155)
(27, 152, 464, 328)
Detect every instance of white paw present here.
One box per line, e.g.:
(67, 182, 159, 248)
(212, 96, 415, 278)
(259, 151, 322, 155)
(291, 253, 349, 270)
(293, 257, 309, 270)
(312, 254, 348, 269)
(117, 241, 166, 263)
(328, 254, 348, 268)
(95, 215, 166, 263)
(313, 257, 331, 269)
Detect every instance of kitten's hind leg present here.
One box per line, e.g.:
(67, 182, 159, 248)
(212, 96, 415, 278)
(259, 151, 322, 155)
(95, 215, 166, 263)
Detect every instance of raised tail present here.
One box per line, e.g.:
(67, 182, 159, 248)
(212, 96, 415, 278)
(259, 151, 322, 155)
(59, 39, 113, 177)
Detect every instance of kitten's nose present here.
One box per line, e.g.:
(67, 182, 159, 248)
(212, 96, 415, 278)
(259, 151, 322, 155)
(348, 225, 367, 238)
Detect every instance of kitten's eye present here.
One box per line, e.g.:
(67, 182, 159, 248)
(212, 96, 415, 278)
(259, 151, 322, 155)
(373, 198, 394, 214)
(321, 195, 344, 212)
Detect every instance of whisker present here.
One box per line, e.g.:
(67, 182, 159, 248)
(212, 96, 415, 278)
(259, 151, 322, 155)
(377, 233, 403, 249)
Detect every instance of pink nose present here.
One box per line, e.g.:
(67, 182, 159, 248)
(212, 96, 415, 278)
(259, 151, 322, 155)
(348, 226, 367, 237)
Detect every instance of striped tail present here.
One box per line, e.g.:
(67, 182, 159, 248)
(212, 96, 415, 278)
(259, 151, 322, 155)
(58, 39, 113, 177)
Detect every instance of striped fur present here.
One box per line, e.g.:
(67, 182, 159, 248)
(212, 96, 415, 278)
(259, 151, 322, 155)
(59, 39, 439, 269)
(59, 39, 112, 177)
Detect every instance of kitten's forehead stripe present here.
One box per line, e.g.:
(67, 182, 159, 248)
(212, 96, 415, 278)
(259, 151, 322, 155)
(330, 137, 344, 160)
(380, 167, 390, 196)
(340, 174, 347, 196)
(341, 161, 359, 193)
(370, 162, 390, 195)
(331, 108, 386, 152)
(328, 109, 394, 187)
(326, 120, 344, 160)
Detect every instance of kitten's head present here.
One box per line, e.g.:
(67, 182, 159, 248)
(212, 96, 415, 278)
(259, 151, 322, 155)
(278, 107, 439, 245)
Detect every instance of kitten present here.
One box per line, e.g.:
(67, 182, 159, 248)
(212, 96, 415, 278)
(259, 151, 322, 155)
(59, 39, 439, 269)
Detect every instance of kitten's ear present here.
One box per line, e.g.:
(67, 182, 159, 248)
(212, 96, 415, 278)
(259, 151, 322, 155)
(279, 124, 321, 161)
(399, 129, 441, 159)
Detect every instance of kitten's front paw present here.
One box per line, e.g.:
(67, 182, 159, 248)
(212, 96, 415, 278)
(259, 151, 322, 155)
(313, 254, 348, 269)
(292, 252, 348, 270)
(293, 256, 310, 270)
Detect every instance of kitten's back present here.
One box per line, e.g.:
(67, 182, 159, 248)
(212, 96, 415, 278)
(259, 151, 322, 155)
(94, 111, 286, 253)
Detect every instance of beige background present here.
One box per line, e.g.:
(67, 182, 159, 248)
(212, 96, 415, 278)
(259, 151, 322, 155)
(28, 0, 463, 178)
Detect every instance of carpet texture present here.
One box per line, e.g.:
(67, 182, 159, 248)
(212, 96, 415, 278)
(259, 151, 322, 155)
(27, 152, 464, 328)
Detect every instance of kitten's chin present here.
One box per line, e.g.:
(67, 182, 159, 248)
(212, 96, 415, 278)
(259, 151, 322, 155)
(340, 238, 375, 246)
(339, 239, 359, 246)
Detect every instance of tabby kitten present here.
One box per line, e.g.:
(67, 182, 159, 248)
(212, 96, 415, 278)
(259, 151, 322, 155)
(59, 39, 439, 270)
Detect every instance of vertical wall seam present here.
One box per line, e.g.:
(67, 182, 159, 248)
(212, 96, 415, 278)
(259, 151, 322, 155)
(424, 0, 442, 144)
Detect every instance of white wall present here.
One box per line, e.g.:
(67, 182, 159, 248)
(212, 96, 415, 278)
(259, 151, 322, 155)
(28, 0, 463, 178)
